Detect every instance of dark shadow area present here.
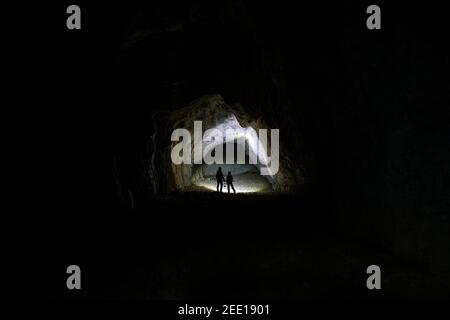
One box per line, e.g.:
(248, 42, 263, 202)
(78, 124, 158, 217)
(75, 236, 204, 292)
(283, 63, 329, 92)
(7, 1, 450, 299)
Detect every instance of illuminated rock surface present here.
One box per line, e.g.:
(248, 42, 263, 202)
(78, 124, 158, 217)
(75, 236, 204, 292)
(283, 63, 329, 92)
(193, 172, 272, 193)
(167, 94, 303, 193)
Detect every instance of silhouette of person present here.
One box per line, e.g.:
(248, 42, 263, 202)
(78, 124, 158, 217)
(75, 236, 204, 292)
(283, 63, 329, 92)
(216, 167, 224, 192)
(226, 171, 236, 193)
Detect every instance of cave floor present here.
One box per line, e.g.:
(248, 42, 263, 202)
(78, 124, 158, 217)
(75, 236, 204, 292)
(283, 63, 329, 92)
(4, 191, 450, 299)
(192, 172, 273, 193)
(131, 241, 450, 299)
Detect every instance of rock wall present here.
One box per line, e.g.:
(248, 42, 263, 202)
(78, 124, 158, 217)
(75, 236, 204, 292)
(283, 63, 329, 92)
(112, 2, 450, 271)
(164, 94, 303, 192)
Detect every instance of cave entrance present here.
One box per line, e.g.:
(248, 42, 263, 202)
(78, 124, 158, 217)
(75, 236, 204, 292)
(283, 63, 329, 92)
(169, 94, 289, 193)
(192, 139, 273, 193)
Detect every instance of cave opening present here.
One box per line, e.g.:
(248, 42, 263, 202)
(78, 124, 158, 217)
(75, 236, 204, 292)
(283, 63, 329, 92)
(192, 139, 274, 193)
(166, 95, 291, 194)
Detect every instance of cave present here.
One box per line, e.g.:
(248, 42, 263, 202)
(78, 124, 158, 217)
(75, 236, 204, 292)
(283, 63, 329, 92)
(192, 140, 273, 193)
(166, 95, 295, 194)
(9, 1, 450, 300)
(101, 2, 450, 299)
(190, 136, 273, 193)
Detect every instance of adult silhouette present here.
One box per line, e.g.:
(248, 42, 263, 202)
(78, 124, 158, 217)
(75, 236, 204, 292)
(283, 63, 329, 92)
(216, 167, 224, 192)
(226, 171, 236, 193)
